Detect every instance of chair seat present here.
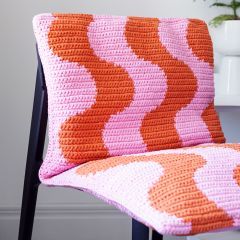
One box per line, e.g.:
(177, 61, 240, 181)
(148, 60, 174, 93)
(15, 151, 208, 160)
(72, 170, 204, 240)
(41, 143, 240, 236)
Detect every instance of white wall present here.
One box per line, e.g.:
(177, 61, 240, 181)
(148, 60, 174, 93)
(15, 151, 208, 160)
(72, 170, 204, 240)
(0, 0, 240, 240)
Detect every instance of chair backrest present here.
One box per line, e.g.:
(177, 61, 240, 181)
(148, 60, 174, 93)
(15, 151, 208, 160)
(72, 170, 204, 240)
(33, 13, 225, 180)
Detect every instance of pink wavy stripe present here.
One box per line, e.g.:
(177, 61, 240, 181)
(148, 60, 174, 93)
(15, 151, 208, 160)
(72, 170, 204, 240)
(88, 16, 167, 155)
(159, 19, 213, 146)
(193, 147, 240, 227)
(33, 14, 97, 179)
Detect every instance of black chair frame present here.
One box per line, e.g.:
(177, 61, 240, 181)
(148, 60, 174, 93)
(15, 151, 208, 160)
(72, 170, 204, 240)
(18, 50, 163, 240)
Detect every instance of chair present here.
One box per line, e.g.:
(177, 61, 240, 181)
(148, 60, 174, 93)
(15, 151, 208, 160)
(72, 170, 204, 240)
(18, 12, 240, 240)
(17, 49, 163, 240)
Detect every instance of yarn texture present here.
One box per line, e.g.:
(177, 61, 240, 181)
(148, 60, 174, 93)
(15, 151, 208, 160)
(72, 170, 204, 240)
(32, 13, 240, 235)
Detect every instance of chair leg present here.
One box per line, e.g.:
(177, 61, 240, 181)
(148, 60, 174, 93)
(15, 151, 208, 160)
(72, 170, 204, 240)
(18, 48, 48, 240)
(132, 219, 149, 240)
(152, 230, 163, 240)
(18, 179, 40, 240)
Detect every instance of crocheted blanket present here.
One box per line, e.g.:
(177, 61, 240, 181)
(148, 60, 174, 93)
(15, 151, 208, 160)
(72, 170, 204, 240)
(33, 13, 240, 235)
(41, 143, 240, 236)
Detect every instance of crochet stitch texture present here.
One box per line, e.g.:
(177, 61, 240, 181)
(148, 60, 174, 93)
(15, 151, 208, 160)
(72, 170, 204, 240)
(32, 13, 240, 235)
(33, 13, 225, 179)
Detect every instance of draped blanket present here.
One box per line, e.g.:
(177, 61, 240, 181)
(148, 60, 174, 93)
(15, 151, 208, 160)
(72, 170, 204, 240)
(33, 13, 240, 235)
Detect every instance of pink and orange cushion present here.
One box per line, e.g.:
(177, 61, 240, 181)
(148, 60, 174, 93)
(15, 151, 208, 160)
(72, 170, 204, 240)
(33, 13, 240, 235)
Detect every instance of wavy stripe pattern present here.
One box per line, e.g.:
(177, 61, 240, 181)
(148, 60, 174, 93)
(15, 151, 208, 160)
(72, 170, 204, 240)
(193, 147, 240, 227)
(159, 19, 212, 146)
(49, 14, 134, 163)
(41, 143, 240, 235)
(88, 16, 167, 155)
(187, 20, 225, 143)
(34, 13, 225, 174)
(126, 17, 198, 151)
(33, 14, 97, 179)
(75, 145, 236, 235)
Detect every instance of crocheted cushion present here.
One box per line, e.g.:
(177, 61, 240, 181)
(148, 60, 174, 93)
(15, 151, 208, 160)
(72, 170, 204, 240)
(33, 13, 225, 179)
(41, 143, 240, 235)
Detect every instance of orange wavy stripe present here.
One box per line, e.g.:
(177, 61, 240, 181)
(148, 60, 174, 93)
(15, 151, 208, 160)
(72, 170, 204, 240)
(76, 154, 145, 175)
(126, 17, 197, 151)
(187, 19, 214, 67)
(201, 102, 226, 143)
(49, 14, 134, 163)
